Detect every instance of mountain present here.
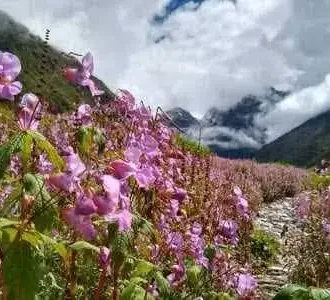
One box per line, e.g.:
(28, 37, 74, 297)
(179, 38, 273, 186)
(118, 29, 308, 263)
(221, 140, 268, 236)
(165, 107, 199, 130)
(0, 10, 114, 112)
(255, 109, 330, 168)
(167, 87, 288, 159)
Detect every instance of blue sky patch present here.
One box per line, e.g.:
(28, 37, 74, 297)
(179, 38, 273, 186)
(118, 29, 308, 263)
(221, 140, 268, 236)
(153, 0, 205, 23)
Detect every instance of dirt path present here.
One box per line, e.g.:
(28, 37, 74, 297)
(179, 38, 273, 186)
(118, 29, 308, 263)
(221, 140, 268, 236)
(254, 197, 301, 299)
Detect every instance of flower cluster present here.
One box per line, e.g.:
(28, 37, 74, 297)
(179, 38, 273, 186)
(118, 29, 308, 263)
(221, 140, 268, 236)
(0, 50, 274, 299)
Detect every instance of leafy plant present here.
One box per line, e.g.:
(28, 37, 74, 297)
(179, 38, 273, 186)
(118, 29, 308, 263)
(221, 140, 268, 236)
(274, 284, 330, 300)
(250, 228, 280, 270)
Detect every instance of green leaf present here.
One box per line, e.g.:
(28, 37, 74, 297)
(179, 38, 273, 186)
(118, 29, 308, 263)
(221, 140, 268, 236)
(133, 215, 155, 239)
(23, 173, 46, 196)
(76, 126, 94, 157)
(120, 277, 148, 300)
(69, 241, 99, 252)
(20, 133, 33, 172)
(108, 222, 119, 241)
(23, 173, 57, 232)
(112, 232, 129, 266)
(28, 131, 64, 171)
(93, 129, 106, 155)
(0, 218, 19, 229)
(310, 287, 330, 299)
(22, 231, 43, 248)
(53, 242, 69, 260)
(21, 230, 55, 249)
(3, 240, 44, 300)
(152, 270, 170, 296)
(0, 227, 18, 249)
(205, 292, 235, 300)
(187, 265, 202, 287)
(132, 260, 155, 278)
(0, 133, 24, 179)
(274, 284, 309, 300)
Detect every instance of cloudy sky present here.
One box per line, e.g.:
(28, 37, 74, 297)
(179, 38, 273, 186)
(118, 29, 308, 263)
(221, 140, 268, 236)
(1, 0, 330, 142)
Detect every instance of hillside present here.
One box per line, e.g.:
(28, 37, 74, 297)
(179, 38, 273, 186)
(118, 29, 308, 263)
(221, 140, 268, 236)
(255, 109, 330, 167)
(0, 10, 114, 112)
(167, 87, 288, 159)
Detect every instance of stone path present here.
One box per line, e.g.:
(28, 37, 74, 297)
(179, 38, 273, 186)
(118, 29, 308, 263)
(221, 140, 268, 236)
(254, 197, 301, 299)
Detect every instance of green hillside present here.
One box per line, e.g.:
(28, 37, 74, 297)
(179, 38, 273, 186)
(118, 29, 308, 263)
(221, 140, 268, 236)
(0, 10, 114, 112)
(255, 110, 330, 168)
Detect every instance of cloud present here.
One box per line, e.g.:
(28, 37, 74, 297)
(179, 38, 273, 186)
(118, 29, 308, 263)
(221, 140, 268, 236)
(1, 0, 330, 144)
(257, 73, 330, 143)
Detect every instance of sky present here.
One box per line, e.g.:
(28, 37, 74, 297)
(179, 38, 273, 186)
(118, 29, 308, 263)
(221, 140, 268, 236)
(1, 0, 330, 143)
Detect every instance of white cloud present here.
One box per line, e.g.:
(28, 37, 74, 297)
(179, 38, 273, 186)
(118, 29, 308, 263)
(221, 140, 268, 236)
(257, 73, 330, 142)
(1, 0, 330, 143)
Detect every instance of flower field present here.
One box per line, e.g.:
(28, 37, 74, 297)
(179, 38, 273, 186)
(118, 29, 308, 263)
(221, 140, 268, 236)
(0, 51, 313, 299)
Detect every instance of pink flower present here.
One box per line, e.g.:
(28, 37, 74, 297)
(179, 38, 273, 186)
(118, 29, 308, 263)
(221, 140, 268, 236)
(0, 51, 22, 100)
(142, 134, 159, 158)
(124, 146, 142, 165)
(38, 154, 53, 174)
(170, 199, 179, 217)
(62, 52, 104, 96)
(99, 246, 111, 268)
(93, 195, 117, 215)
(109, 160, 136, 180)
(47, 173, 75, 193)
(63, 147, 86, 178)
(105, 209, 132, 231)
(167, 262, 185, 287)
(93, 175, 121, 215)
(101, 175, 121, 202)
(76, 104, 92, 126)
(18, 94, 41, 130)
(218, 220, 239, 245)
(322, 219, 330, 236)
(135, 166, 156, 189)
(75, 189, 97, 215)
(174, 188, 187, 201)
(233, 186, 249, 218)
(0, 186, 13, 205)
(295, 193, 311, 219)
(236, 273, 258, 296)
(115, 89, 136, 112)
(62, 207, 96, 240)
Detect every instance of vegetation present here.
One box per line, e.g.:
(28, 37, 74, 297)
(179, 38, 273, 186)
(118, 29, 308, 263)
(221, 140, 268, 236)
(2, 11, 330, 300)
(174, 134, 211, 156)
(255, 110, 330, 168)
(0, 10, 113, 113)
(250, 228, 280, 271)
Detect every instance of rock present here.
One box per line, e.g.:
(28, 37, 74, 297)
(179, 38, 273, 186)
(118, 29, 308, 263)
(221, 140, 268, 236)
(255, 198, 299, 297)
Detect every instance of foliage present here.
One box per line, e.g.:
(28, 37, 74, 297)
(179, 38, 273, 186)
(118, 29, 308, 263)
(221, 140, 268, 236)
(250, 228, 280, 271)
(274, 284, 330, 300)
(174, 133, 211, 156)
(284, 187, 330, 288)
(306, 174, 330, 191)
(0, 46, 309, 299)
(0, 10, 113, 112)
(255, 109, 330, 168)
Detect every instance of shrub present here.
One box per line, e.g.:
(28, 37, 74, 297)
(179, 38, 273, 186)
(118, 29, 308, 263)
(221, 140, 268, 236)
(306, 173, 330, 191)
(250, 228, 280, 271)
(284, 188, 330, 288)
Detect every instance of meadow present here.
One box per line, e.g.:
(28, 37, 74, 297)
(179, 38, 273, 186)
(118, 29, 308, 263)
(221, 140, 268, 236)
(0, 50, 328, 300)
